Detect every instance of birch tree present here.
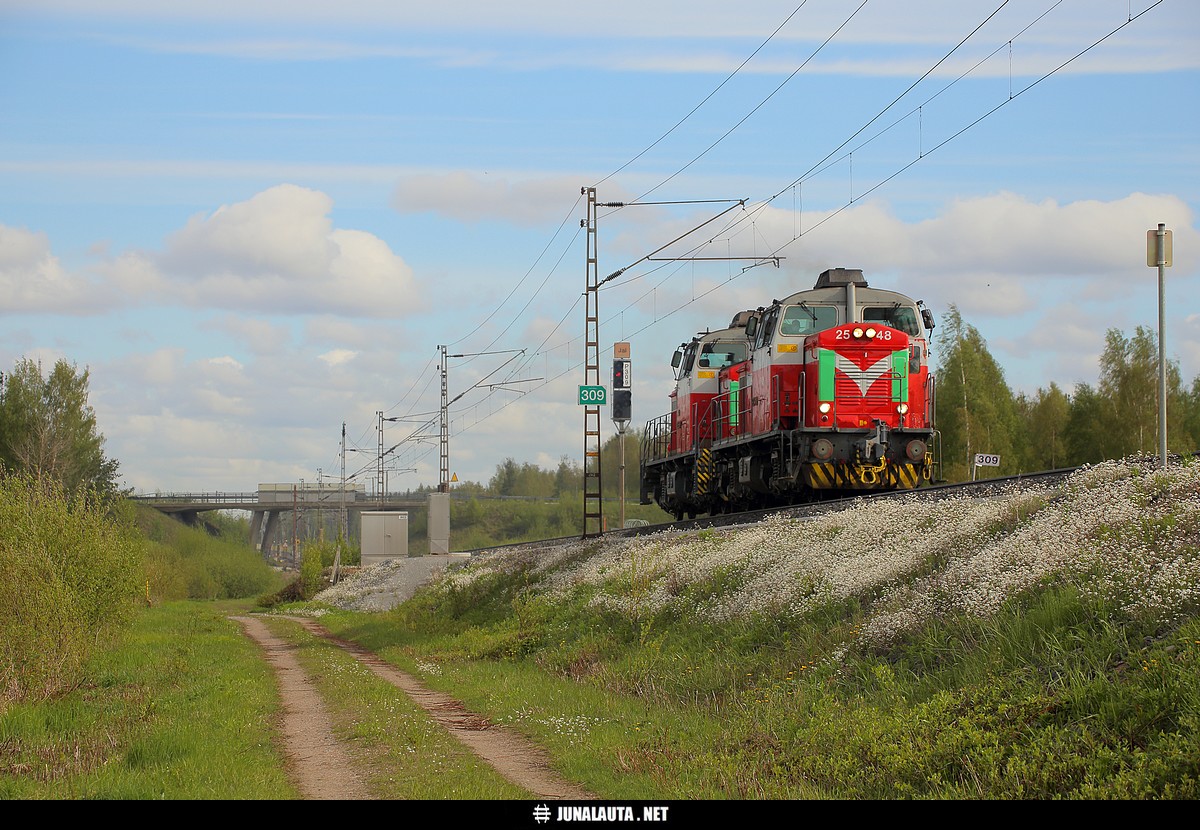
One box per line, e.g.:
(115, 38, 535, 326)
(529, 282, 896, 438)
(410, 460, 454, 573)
(1016, 382, 1071, 470)
(933, 306, 1023, 481)
(1093, 326, 1190, 458)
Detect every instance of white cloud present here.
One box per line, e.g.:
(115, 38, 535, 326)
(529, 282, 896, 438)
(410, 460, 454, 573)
(128, 347, 185, 386)
(0, 224, 110, 315)
(205, 355, 244, 371)
(392, 173, 614, 226)
(193, 387, 252, 418)
(140, 184, 421, 316)
(201, 316, 293, 355)
(163, 184, 337, 280)
(305, 316, 368, 346)
(41, 184, 424, 319)
(15, 2, 1196, 76)
(318, 349, 358, 366)
(672, 192, 1197, 321)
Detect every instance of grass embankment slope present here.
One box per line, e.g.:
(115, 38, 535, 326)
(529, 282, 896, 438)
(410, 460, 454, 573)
(315, 458, 1200, 799)
(3, 459, 1198, 798)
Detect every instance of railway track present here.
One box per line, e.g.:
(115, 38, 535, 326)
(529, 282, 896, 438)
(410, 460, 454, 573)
(460, 464, 1089, 556)
(616, 465, 1082, 537)
(458, 453, 1198, 556)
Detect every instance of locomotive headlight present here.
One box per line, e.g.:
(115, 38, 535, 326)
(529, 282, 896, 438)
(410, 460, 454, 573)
(865, 327, 877, 339)
(818, 402, 832, 414)
(812, 438, 834, 461)
(852, 327, 864, 338)
(905, 439, 927, 462)
(896, 403, 909, 415)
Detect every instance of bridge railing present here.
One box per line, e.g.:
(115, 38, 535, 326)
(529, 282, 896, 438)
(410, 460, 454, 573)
(130, 491, 428, 505)
(131, 491, 562, 505)
(131, 492, 261, 504)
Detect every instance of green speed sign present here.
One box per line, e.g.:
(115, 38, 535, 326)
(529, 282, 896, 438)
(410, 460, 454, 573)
(578, 385, 607, 405)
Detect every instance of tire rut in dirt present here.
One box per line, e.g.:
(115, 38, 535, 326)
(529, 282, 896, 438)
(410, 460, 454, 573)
(290, 617, 597, 801)
(232, 615, 372, 800)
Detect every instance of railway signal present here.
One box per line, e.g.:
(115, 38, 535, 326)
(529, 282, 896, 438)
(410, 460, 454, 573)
(613, 343, 633, 528)
(612, 353, 632, 430)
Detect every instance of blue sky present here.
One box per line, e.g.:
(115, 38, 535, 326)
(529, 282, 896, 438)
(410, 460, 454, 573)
(1, 0, 1196, 495)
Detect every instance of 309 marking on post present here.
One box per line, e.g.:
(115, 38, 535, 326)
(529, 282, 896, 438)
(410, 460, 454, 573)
(578, 385, 607, 405)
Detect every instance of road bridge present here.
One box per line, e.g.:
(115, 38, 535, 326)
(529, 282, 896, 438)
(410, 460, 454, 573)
(130, 483, 447, 559)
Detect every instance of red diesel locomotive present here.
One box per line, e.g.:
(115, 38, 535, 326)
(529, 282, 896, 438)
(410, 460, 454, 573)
(640, 267, 937, 519)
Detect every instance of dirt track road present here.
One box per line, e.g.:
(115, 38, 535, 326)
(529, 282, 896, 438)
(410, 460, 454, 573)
(233, 614, 596, 801)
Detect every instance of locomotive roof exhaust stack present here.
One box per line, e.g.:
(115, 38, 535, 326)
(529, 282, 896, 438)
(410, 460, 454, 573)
(815, 268, 867, 324)
(729, 310, 755, 328)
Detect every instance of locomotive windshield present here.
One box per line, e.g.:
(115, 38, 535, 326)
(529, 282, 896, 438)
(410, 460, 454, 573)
(779, 304, 838, 336)
(863, 305, 921, 336)
(698, 340, 747, 369)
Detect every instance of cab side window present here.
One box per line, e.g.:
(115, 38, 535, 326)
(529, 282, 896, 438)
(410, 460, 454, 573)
(781, 305, 837, 335)
(681, 345, 696, 374)
(863, 306, 920, 336)
(756, 307, 779, 350)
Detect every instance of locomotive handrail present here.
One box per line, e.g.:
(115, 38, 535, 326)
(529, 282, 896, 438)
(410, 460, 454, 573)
(641, 413, 672, 463)
(710, 391, 731, 442)
(690, 398, 716, 452)
(799, 369, 806, 425)
(927, 374, 936, 429)
(770, 373, 782, 430)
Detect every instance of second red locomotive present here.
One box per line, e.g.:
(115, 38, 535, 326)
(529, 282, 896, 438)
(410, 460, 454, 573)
(640, 267, 937, 518)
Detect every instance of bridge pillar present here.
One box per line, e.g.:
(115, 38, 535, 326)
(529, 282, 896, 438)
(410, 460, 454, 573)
(261, 510, 282, 556)
(250, 511, 264, 549)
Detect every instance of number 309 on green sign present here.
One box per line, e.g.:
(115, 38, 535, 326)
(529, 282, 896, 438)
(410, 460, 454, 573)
(578, 385, 607, 405)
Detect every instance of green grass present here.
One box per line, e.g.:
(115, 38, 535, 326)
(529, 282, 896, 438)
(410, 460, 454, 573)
(306, 461, 1200, 799)
(4, 460, 1199, 799)
(1, 478, 145, 703)
(0, 600, 296, 799)
(6, 570, 1199, 800)
(255, 615, 530, 799)
(308, 585, 1200, 800)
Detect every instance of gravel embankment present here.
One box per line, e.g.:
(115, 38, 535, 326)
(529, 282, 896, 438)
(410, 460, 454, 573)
(314, 554, 468, 612)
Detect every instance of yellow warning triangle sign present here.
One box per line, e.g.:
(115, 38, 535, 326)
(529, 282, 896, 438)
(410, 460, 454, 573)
(451, 473, 458, 482)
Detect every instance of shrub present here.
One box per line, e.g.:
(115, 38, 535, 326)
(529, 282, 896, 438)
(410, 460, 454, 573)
(300, 544, 325, 600)
(0, 474, 144, 705)
(136, 505, 277, 601)
(303, 537, 359, 568)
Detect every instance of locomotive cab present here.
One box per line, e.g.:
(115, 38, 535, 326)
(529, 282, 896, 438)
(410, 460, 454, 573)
(669, 325, 749, 452)
(640, 312, 751, 518)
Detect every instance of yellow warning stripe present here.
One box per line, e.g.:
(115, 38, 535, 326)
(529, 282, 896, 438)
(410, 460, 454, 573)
(696, 448, 713, 495)
(802, 462, 923, 491)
